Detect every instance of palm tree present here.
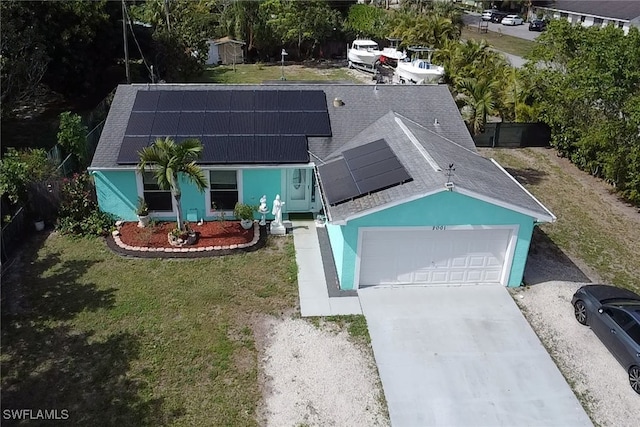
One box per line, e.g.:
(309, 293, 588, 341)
(456, 77, 500, 135)
(137, 137, 207, 232)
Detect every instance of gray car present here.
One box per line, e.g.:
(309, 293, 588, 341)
(572, 284, 640, 394)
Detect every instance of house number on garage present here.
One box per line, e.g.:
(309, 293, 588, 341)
(432, 225, 446, 230)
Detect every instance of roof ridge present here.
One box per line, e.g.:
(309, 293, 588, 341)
(393, 112, 481, 157)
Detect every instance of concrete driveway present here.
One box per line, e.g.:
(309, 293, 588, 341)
(358, 285, 592, 427)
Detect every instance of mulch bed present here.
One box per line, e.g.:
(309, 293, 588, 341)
(106, 221, 268, 259)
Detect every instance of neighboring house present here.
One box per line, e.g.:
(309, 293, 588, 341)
(89, 83, 555, 290)
(206, 37, 245, 65)
(535, 0, 640, 34)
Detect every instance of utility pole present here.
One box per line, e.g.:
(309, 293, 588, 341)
(164, 0, 171, 32)
(122, 0, 131, 83)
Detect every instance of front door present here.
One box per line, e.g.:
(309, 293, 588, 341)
(286, 168, 311, 211)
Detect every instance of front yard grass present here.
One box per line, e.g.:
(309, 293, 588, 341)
(461, 27, 535, 58)
(1, 233, 298, 426)
(484, 148, 640, 294)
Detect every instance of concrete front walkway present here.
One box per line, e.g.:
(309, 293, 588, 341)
(359, 285, 592, 427)
(291, 220, 361, 317)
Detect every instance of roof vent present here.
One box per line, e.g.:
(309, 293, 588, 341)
(434, 118, 439, 125)
(444, 181, 455, 191)
(333, 97, 344, 107)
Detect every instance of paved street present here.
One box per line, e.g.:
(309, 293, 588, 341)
(462, 12, 542, 41)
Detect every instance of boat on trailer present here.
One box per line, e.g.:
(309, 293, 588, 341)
(379, 38, 406, 68)
(395, 47, 445, 84)
(347, 39, 382, 73)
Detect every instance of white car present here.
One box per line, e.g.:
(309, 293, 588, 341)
(481, 10, 494, 21)
(501, 15, 523, 26)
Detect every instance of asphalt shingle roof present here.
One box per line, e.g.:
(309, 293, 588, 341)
(92, 83, 553, 223)
(542, 0, 640, 21)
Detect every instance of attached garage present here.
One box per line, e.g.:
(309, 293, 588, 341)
(317, 112, 556, 291)
(357, 226, 517, 287)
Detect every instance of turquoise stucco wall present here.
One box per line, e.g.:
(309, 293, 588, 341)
(242, 169, 282, 220)
(93, 170, 138, 221)
(94, 168, 286, 221)
(330, 191, 535, 290)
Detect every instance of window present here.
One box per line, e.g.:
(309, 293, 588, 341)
(593, 17, 604, 27)
(580, 15, 586, 23)
(560, 12, 568, 18)
(142, 172, 172, 211)
(618, 21, 624, 29)
(209, 170, 238, 210)
(626, 322, 640, 346)
(605, 307, 633, 328)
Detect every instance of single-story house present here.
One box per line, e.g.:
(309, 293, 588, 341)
(535, 0, 640, 35)
(89, 83, 555, 290)
(206, 37, 245, 65)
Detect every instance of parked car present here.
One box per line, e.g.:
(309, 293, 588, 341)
(501, 15, 524, 26)
(490, 11, 509, 23)
(572, 285, 640, 394)
(528, 19, 547, 31)
(481, 10, 494, 21)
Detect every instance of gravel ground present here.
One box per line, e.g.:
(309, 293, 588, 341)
(257, 317, 388, 427)
(511, 281, 640, 426)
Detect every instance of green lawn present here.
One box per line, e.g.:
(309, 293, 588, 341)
(484, 148, 640, 294)
(195, 63, 359, 84)
(1, 234, 299, 426)
(461, 27, 536, 58)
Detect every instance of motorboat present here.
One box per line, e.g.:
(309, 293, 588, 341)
(395, 47, 445, 84)
(348, 39, 382, 68)
(379, 38, 406, 68)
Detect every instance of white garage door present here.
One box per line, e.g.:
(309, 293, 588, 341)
(358, 227, 513, 287)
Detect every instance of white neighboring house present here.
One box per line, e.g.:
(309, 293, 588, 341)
(535, 0, 640, 35)
(206, 37, 245, 66)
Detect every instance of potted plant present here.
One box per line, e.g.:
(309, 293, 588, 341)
(135, 197, 150, 228)
(234, 202, 256, 229)
(168, 221, 197, 246)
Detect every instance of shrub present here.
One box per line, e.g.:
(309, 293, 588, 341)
(57, 111, 87, 166)
(0, 147, 57, 206)
(56, 172, 114, 236)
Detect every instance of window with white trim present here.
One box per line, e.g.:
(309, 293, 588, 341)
(209, 170, 238, 210)
(593, 17, 603, 27)
(142, 172, 172, 211)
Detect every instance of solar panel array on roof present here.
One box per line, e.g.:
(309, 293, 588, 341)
(317, 139, 412, 205)
(118, 89, 329, 164)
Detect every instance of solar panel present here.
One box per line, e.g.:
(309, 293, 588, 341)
(231, 91, 254, 111)
(177, 113, 204, 135)
(117, 136, 151, 164)
(227, 136, 255, 162)
(254, 91, 279, 111)
(303, 112, 331, 136)
(301, 91, 327, 111)
(207, 91, 231, 111)
(203, 112, 230, 134)
(182, 91, 208, 111)
(317, 159, 359, 205)
(281, 112, 306, 134)
(156, 92, 183, 111)
(125, 112, 156, 135)
(317, 139, 412, 205)
(200, 136, 228, 163)
(132, 92, 160, 112)
(228, 112, 254, 134)
(278, 91, 300, 110)
(151, 112, 180, 136)
(254, 112, 280, 134)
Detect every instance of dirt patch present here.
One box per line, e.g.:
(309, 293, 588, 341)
(118, 221, 253, 249)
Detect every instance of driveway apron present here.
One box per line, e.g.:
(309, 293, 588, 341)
(359, 284, 592, 427)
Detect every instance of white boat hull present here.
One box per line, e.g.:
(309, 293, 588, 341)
(348, 50, 381, 66)
(395, 61, 444, 84)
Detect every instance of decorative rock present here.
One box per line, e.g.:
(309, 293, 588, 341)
(112, 230, 121, 237)
(205, 246, 214, 251)
(188, 248, 197, 252)
(229, 244, 238, 249)
(197, 247, 205, 252)
(222, 245, 230, 250)
(115, 220, 124, 228)
(148, 247, 157, 252)
(140, 247, 149, 252)
(214, 246, 222, 250)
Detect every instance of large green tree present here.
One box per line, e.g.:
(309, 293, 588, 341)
(137, 137, 207, 231)
(344, 4, 389, 39)
(524, 20, 640, 204)
(260, 0, 341, 57)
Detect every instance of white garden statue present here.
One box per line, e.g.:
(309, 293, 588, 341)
(270, 194, 286, 235)
(258, 194, 269, 226)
